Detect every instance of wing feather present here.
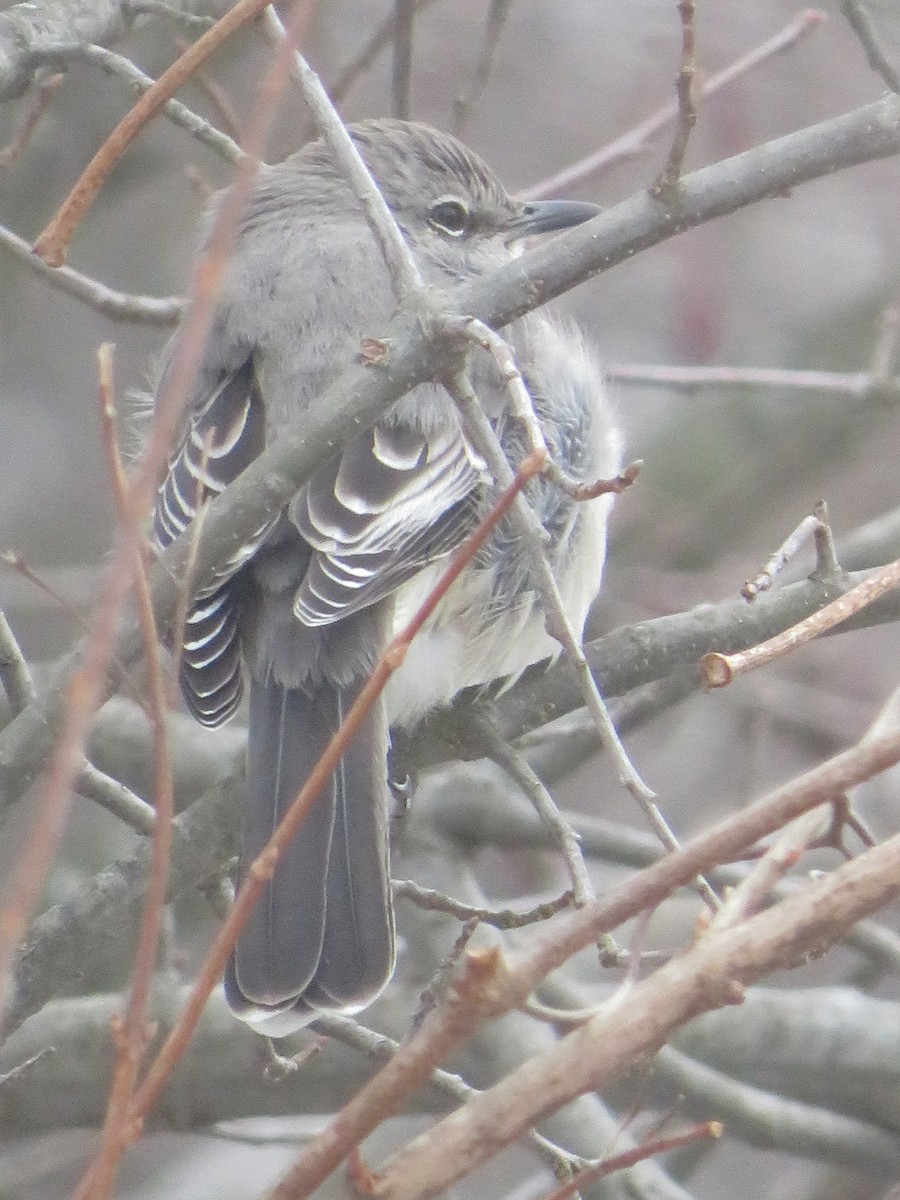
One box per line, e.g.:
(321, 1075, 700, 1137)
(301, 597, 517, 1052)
(154, 360, 269, 725)
(292, 421, 483, 627)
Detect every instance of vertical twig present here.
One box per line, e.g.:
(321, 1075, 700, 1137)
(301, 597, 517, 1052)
(392, 0, 416, 120)
(481, 730, 595, 906)
(327, 0, 441, 109)
(174, 36, 246, 144)
(0, 72, 63, 175)
(651, 0, 697, 194)
(520, 10, 825, 201)
(71, 345, 176, 1200)
(443, 363, 720, 911)
(451, 0, 513, 136)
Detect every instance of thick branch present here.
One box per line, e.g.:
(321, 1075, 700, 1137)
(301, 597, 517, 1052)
(370, 835, 900, 1198)
(4, 771, 243, 1037)
(411, 569, 900, 769)
(0, 0, 198, 101)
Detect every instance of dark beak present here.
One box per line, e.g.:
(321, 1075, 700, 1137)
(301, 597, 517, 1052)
(505, 198, 600, 240)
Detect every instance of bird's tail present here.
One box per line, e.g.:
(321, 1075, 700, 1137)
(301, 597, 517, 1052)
(224, 675, 395, 1032)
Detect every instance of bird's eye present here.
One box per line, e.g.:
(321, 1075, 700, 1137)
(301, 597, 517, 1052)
(428, 197, 470, 236)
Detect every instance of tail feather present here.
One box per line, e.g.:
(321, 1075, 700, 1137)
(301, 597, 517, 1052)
(225, 675, 395, 1025)
(311, 698, 395, 1005)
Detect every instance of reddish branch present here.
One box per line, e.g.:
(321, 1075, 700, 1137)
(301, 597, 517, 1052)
(71, 347, 176, 1200)
(31, 0, 270, 265)
(126, 451, 544, 1127)
(702, 556, 900, 687)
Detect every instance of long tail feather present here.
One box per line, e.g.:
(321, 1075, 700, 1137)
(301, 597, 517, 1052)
(225, 676, 395, 1027)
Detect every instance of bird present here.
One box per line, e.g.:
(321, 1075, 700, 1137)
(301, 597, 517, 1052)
(152, 118, 621, 1035)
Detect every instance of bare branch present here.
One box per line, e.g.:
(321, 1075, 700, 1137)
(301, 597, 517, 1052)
(651, 0, 698, 194)
(451, 0, 513, 136)
(654, 1043, 900, 1174)
(0, 612, 35, 713)
(0, 220, 183, 325)
(74, 344, 176, 1200)
(368, 835, 900, 1198)
(478, 730, 595, 906)
(841, 0, 900, 93)
(0, 71, 62, 174)
(76, 759, 156, 835)
(391, 0, 415, 120)
(0, 0, 138, 101)
(702, 556, 900, 687)
(265, 6, 426, 298)
(327, 0, 441, 109)
(32, 0, 271, 264)
(522, 8, 826, 199)
(30, 41, 242, 163)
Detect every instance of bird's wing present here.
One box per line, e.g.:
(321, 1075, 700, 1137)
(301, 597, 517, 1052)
(291, 420, 485, 627)
(154, 358, 273, 725)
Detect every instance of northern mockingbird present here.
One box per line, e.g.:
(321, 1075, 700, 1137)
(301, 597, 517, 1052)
(153, 118, 621, 1034)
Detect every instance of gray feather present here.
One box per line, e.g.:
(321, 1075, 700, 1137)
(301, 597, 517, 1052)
(226, 676, 394, 1011)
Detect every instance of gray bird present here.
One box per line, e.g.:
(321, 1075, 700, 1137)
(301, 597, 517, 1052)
(153, 119, 621, 1035)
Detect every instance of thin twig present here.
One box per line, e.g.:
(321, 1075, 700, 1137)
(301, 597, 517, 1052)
(520, 8, 826, 199)
(1, 550, 148, 709)
(536, 1123, 722, 1200)
(391, 0, 415, 120)
(451, 0, 513, 136)
(72, 345, 176, 1200)
(451, 317, 549, 457)
(546, 457, 641, 503)
(810, 499, 843, 581)
(742, 513, 822, 600)
(841, 0, 900, 93)
(702, 556, 900, 687)
(125, 0, 215, 29)
(481, 731, 595, 905)
(603, 362, 894, 397)
(327, 0, 441, 108)
(33, 0, 272, 265)
(651, 0, 698, 194)
(0, 612, 35, 713)
(711, 808, 830, 930)
(443, 364, 715, 907)
(77, 759, 156, 835)
(31, 42, 242, 163)
(174, 36, 245, 144)
(411, 918, 480, 1029)
(0, 220, 183, 325)
(312, 1014, 582, 1179)
(394, 879, 575, 928)
(0, 72, 63, 175)
(0, 1046, 55, 1088)
(264, 5, 425, 299)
